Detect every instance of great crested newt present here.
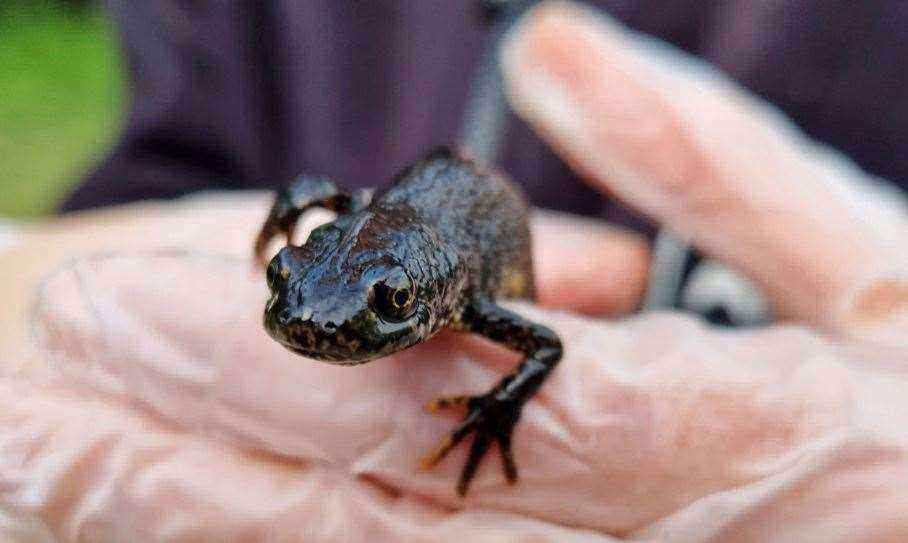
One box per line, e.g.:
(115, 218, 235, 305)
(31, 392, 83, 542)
(255, 148, 562, 496)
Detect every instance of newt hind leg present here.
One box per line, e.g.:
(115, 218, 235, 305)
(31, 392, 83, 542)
(254, 175, 372, 267)
(421, 299, 561, 496)
(497, 260, 535, 302)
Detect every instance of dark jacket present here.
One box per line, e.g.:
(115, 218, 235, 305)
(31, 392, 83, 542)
(62, 0, 908, 231)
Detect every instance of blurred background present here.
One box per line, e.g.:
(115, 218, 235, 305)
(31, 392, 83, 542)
(0, 0, 124, 218)
(1, 0, 906, 222)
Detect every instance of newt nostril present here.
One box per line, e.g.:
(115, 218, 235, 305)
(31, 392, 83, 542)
(323, 320, 338, 333)
(279, 308, 292, 325)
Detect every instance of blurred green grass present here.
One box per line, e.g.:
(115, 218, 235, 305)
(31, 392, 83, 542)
(0, 1, 125, 218)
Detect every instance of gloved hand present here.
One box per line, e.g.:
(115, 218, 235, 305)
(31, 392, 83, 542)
(501, 0, 908, 352)
(2, 1, 908, 542)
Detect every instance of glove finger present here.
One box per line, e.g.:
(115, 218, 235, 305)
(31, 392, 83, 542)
(532, 210, 649, 316)
(501, 0, 908, 333)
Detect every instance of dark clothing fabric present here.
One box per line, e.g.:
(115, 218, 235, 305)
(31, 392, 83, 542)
(62, 1, 908, 227)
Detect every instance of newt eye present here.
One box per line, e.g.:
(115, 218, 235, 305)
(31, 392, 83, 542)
(370, 267, 416, 321)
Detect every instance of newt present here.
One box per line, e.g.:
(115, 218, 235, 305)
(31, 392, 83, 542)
(254, 148, 562, 496)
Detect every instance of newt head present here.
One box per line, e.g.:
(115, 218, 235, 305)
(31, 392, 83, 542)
(262, 215, 434, 364)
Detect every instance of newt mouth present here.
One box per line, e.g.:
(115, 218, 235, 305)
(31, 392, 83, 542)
(265, 323, 375, 366)
(276, 340, 374, 366)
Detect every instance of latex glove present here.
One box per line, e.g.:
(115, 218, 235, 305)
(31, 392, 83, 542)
(7, 247, 907, 543)
(0, 198, 650, 543)
(501, 0, 908, 354)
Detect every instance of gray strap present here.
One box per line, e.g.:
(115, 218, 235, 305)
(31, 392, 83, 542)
(641, 229, 689, 310)
(458, 0, 540, 162)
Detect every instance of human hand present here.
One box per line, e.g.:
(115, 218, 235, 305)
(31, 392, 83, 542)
(502, 0, 908, 354)
(6, 244, 906, 542)
(1, 198, 650, 542)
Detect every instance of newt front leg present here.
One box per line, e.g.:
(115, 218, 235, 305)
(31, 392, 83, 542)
(422, 299, 562, 496)
(254, 175, 372, 267)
